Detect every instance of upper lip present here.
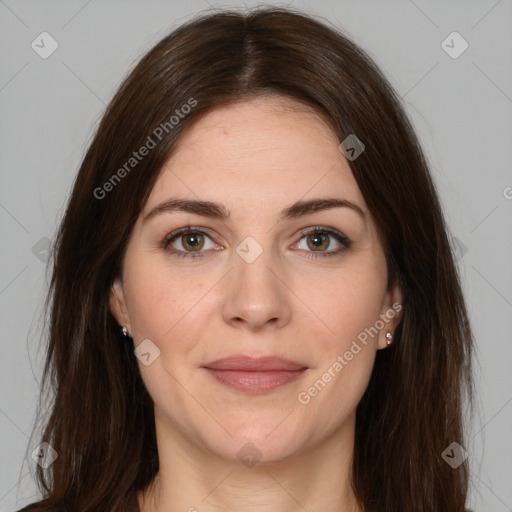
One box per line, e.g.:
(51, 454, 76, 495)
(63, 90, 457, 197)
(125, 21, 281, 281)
(202, 356, 307, 371)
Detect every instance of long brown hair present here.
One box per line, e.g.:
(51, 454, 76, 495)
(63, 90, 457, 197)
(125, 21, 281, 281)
(21, 6, 474, 511)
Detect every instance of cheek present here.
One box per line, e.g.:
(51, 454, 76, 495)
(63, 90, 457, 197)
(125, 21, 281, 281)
(317, 262, 387, 346)
(122, 256, 210, 407)
(297, 258, 386, 413)
(297, 348, 376, 441)
(122, 253, 207, 344)
(297, 295, 381, 435)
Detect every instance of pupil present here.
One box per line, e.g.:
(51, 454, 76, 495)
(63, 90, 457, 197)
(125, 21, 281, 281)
(184, 233, 202, 250)
(310, 233, 327, 250)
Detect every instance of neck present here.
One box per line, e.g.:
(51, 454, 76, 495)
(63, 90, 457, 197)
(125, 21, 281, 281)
(138, 409, 363, 512)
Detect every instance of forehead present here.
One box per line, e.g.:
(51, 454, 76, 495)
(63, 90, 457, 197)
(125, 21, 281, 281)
(145, 96, 366, 217)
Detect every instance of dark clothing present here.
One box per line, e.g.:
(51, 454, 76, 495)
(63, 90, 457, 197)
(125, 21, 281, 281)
(16, 491, 140, 512)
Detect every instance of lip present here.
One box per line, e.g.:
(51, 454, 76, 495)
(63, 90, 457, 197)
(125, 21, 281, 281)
(202, 356, 308, 394)
(203, 355, 307, 371)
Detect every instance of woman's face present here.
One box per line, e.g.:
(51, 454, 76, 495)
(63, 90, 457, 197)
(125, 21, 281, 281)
(110, 95, 401, 464)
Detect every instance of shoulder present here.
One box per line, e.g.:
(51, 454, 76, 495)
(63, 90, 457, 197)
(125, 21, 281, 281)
(16, 502, 58, 512)
(16, 493, 139, 512)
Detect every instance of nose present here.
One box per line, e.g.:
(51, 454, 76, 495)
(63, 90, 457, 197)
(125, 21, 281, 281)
(221, 243, 292, 332)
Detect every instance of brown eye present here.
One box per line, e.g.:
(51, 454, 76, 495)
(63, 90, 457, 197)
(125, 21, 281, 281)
(306, 232, 330, 251)
(180, 232, 204, 251)
(295, 227, 351, 260)
(163, 227, 219, 259)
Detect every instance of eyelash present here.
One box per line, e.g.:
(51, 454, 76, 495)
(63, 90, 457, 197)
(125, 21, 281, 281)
(161, 225, 351, 260)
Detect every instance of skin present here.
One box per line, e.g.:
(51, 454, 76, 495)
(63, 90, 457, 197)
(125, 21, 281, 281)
(110, 95, 402, 512)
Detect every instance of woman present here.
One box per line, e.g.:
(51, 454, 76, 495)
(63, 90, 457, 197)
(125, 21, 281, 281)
(18, 6, 474, 512)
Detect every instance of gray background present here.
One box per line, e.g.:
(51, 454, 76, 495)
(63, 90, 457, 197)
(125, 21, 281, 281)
(1, 0, 511, 510)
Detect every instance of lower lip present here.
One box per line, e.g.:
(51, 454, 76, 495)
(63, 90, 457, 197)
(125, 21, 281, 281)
(203, 368, 307, 393)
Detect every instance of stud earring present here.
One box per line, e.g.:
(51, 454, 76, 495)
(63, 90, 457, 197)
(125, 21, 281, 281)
(120, 325, 130, 338)
(385, 332, 393, 346)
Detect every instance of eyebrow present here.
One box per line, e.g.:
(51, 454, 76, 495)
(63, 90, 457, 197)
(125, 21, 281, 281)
(142, 197, 366, 224)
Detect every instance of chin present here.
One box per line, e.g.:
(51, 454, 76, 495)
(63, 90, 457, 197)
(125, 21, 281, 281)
(203, 421, 306, 466)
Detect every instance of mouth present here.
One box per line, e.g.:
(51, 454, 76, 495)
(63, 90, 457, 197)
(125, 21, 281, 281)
(202, 355, 309, 394)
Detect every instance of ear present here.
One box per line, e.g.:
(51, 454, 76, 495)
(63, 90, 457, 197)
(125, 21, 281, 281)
(377, 284, 403, 350)
(109, 276, 132, 334)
